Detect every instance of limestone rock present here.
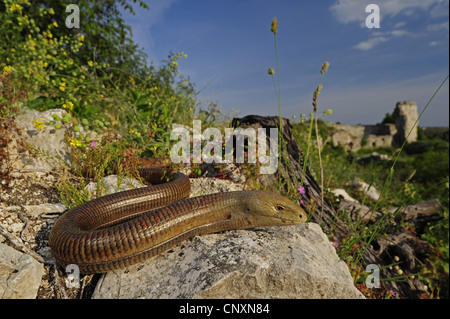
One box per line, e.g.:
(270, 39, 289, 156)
(91, 223, 363, 299)
(352, 178, 380, 202)
(331, 188, 358, 203)
(6, 109, 71, 173)
(0, 243, 44, 299)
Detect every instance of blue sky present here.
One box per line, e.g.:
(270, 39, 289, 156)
(121, 0, 449, 126)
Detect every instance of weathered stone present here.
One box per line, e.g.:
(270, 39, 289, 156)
(0, 243, 44, 299)
(393, 101, 418, 144)
(331, 188, 358, 203)
(22, 203, 67, 218)
(92, 223, 364, 299)
(327, 123, 365, 152)
(6, 109, 71, 173)
(352, 178, 380, 202)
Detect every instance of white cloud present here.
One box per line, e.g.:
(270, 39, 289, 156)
(330, 0, 446, 24)
(332, 0, 448, 51)
(353, 29, 409, 51)
(353, 36, 387, 50)
(427, 21, 450, 32)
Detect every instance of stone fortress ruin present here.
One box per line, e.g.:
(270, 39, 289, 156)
(327, 101, 420, 152)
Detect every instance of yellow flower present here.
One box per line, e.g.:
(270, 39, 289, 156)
(49, 8, 55, 15)
(52, 21, 58, 28)
(33, 119, 46, 130)
(70, 139, 82, 147)
(2, 65, 13, 75)
(9, 4, 22, 12)
(172, 61, 178, 67)
(88, 61, 94, 67)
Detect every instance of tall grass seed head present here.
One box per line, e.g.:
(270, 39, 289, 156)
(321, 61, 330, 75)
(268, 67, 275, 75)
(271, 17, 278, 35)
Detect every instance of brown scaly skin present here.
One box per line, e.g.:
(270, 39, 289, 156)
(49, 165, 307, 274)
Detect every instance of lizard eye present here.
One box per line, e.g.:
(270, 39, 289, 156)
(275, 205, 285, 211)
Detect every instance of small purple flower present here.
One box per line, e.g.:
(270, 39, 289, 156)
(300, 199, 304, 205)
(332, 241, 339, 248)
(297, 185, 305, 194)
(89, 140, 98, 148)
(389, 289, 396, 297)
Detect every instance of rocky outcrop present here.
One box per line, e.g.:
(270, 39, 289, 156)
(92, 223, 363, 299)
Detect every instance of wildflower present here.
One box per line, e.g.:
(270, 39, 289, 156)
(271, 17, 278, 35)
(88, 61, 94, 67)
(52, 21, 58, 28)
(332, 241, 339, 248)
(389, 289, 396, 297)
(49, 8, 55, 15)
(268, 67, 275, 75)
(2, 65, 13, 75)
(9, 4, 22, 12)
(89, 141, 98, 148)
(70, 139, 82, 147)
(172, 61, 178, 67)
(297, 185, 305, 194)
(33, 119, 46, 130)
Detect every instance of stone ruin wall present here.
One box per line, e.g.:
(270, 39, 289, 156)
(327, 101, 418, 152)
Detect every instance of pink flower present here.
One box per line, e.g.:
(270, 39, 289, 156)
(89, 140, 98, 148)
(300, 199, 304, 205)
(332, 241, 339, 248)
(389, 289, 396, 297)
(297, 185, 305, 194)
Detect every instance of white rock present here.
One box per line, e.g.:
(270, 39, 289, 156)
(352, 178, 380, 202)
(6, 109, 71, 173)
(331, 189, 358, 202)
(22, 203, 67, 218)
(92, 223, 364, 299)
(0, 243, 44, 299)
